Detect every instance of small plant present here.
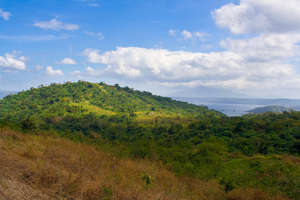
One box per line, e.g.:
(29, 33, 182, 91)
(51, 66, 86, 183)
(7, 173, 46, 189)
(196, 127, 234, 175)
(140, 173, 155, 200)
(140, 173, 155, 189)
(103, 186, 113, 200)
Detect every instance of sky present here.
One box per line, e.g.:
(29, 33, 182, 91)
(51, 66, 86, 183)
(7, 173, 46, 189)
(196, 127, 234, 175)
(1, 0, 300, 98)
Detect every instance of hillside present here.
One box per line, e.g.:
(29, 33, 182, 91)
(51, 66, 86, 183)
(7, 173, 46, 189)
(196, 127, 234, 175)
(0, 81, 299, 199)
(247, 105, 293, 114)
(0, 81, 223, 124)
(1, 127, 293, 200)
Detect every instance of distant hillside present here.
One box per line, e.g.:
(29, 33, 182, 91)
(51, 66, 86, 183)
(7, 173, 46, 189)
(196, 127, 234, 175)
(247, 105, 293, 114)
(172, 97, 300, 106)
(291, 105, 300, 111)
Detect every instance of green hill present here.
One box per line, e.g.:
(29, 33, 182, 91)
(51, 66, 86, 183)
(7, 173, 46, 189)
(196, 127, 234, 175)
(247, 105, 293, 114)
(0, 81, 223, 123)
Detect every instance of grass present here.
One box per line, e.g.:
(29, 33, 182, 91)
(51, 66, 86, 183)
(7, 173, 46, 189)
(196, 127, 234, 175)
(69, 101, 116, 116)
(0, 127, 292, 200)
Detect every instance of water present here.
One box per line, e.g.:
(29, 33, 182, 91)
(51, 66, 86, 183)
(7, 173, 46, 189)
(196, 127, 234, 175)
(172, 96, 300, 117)
(203, 103, 265, 117)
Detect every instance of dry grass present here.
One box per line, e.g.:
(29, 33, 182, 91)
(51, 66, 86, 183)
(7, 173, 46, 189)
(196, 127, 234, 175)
(226, 188, 290, 200)
(0, 127, 290, 200)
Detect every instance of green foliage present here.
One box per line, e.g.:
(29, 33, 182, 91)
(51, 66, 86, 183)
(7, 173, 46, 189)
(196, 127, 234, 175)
(140, 173, 155, 189)
(21, 117, 36, 131)
(103, 186, 113, 200)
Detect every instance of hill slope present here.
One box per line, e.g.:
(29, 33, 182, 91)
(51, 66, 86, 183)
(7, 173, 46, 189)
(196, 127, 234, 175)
(0, 81, 223, 123)
(0, 127, 293, 200)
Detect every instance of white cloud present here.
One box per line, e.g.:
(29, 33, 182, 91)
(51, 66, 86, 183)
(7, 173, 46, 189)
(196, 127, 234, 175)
(84, 31, 104, 40)
(0, 8, 11, 20)
(35, 64, 44, 70)
(205, 0, 300, 93)
(45, 66, 64, 76)
(168, 29, 177, 36)
(58, 58, 77, 65)
(181, 30, 193, 40)
(33, 19, 79, 31)
(194, 32, 210, 41)
(212, 0, 300, 34)
(81, 47, 300, 90)
(220, 33, 300, 63)
(70, 70, 83, 79)
(0, 51, 27, 70)
(169, 29, 210, 41)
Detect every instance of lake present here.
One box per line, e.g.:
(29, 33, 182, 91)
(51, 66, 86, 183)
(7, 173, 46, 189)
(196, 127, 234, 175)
(202, 103, 265, 117)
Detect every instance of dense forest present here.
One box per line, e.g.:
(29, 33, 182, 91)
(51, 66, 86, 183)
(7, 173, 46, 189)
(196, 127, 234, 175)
(0, 81, 299, 200)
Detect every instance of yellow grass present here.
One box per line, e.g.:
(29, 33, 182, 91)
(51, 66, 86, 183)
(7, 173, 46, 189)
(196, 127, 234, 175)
(70, 101, 116, 116)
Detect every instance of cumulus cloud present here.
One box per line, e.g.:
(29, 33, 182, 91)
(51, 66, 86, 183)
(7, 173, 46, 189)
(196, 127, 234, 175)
(220, 33, 300, 63)
(58, 58, 77, 65)
(212, 0, 300, 34)
(81, 47, 300, 90)
(0, 51, 27, 70)
(0, 8, 11, 20)
(169, 29, 210, 41)
(33, 19, 79, 31)
(84, 31, 104, 40)
(45, 66, 64, 76)
(181, 30, 193, 40)
(205, 0, 300, 92)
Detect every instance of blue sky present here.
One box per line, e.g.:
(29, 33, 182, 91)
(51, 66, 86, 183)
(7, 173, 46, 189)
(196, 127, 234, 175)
(1, 0, 300, 98)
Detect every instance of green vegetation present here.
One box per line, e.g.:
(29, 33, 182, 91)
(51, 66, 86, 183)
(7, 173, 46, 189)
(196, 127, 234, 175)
(247, 105, 294, 114)
(0, 81, 299, 199)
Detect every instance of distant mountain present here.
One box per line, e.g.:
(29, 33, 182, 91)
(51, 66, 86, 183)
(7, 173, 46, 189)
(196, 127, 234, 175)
(172, 97, 300, 107)
(170, 86, 250, 98)
(291, 105, 300, 111)
(0, 91, 18, 99)
(246, 105, 293, 114)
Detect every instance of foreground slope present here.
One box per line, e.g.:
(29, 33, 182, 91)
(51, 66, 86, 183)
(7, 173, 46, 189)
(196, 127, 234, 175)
(0, 127, 292, 200)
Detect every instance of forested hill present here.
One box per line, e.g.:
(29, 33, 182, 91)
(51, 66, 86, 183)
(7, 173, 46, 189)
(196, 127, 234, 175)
(247, 105, 293, 114)
(0, 81, 223, 123)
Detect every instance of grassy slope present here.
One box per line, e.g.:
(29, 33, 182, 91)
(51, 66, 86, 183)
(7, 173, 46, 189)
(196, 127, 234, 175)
(0, 127, 290, 200)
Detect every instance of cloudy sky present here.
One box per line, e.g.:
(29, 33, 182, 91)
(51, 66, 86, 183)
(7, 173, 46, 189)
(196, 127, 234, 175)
(1, 0, 300, 98)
